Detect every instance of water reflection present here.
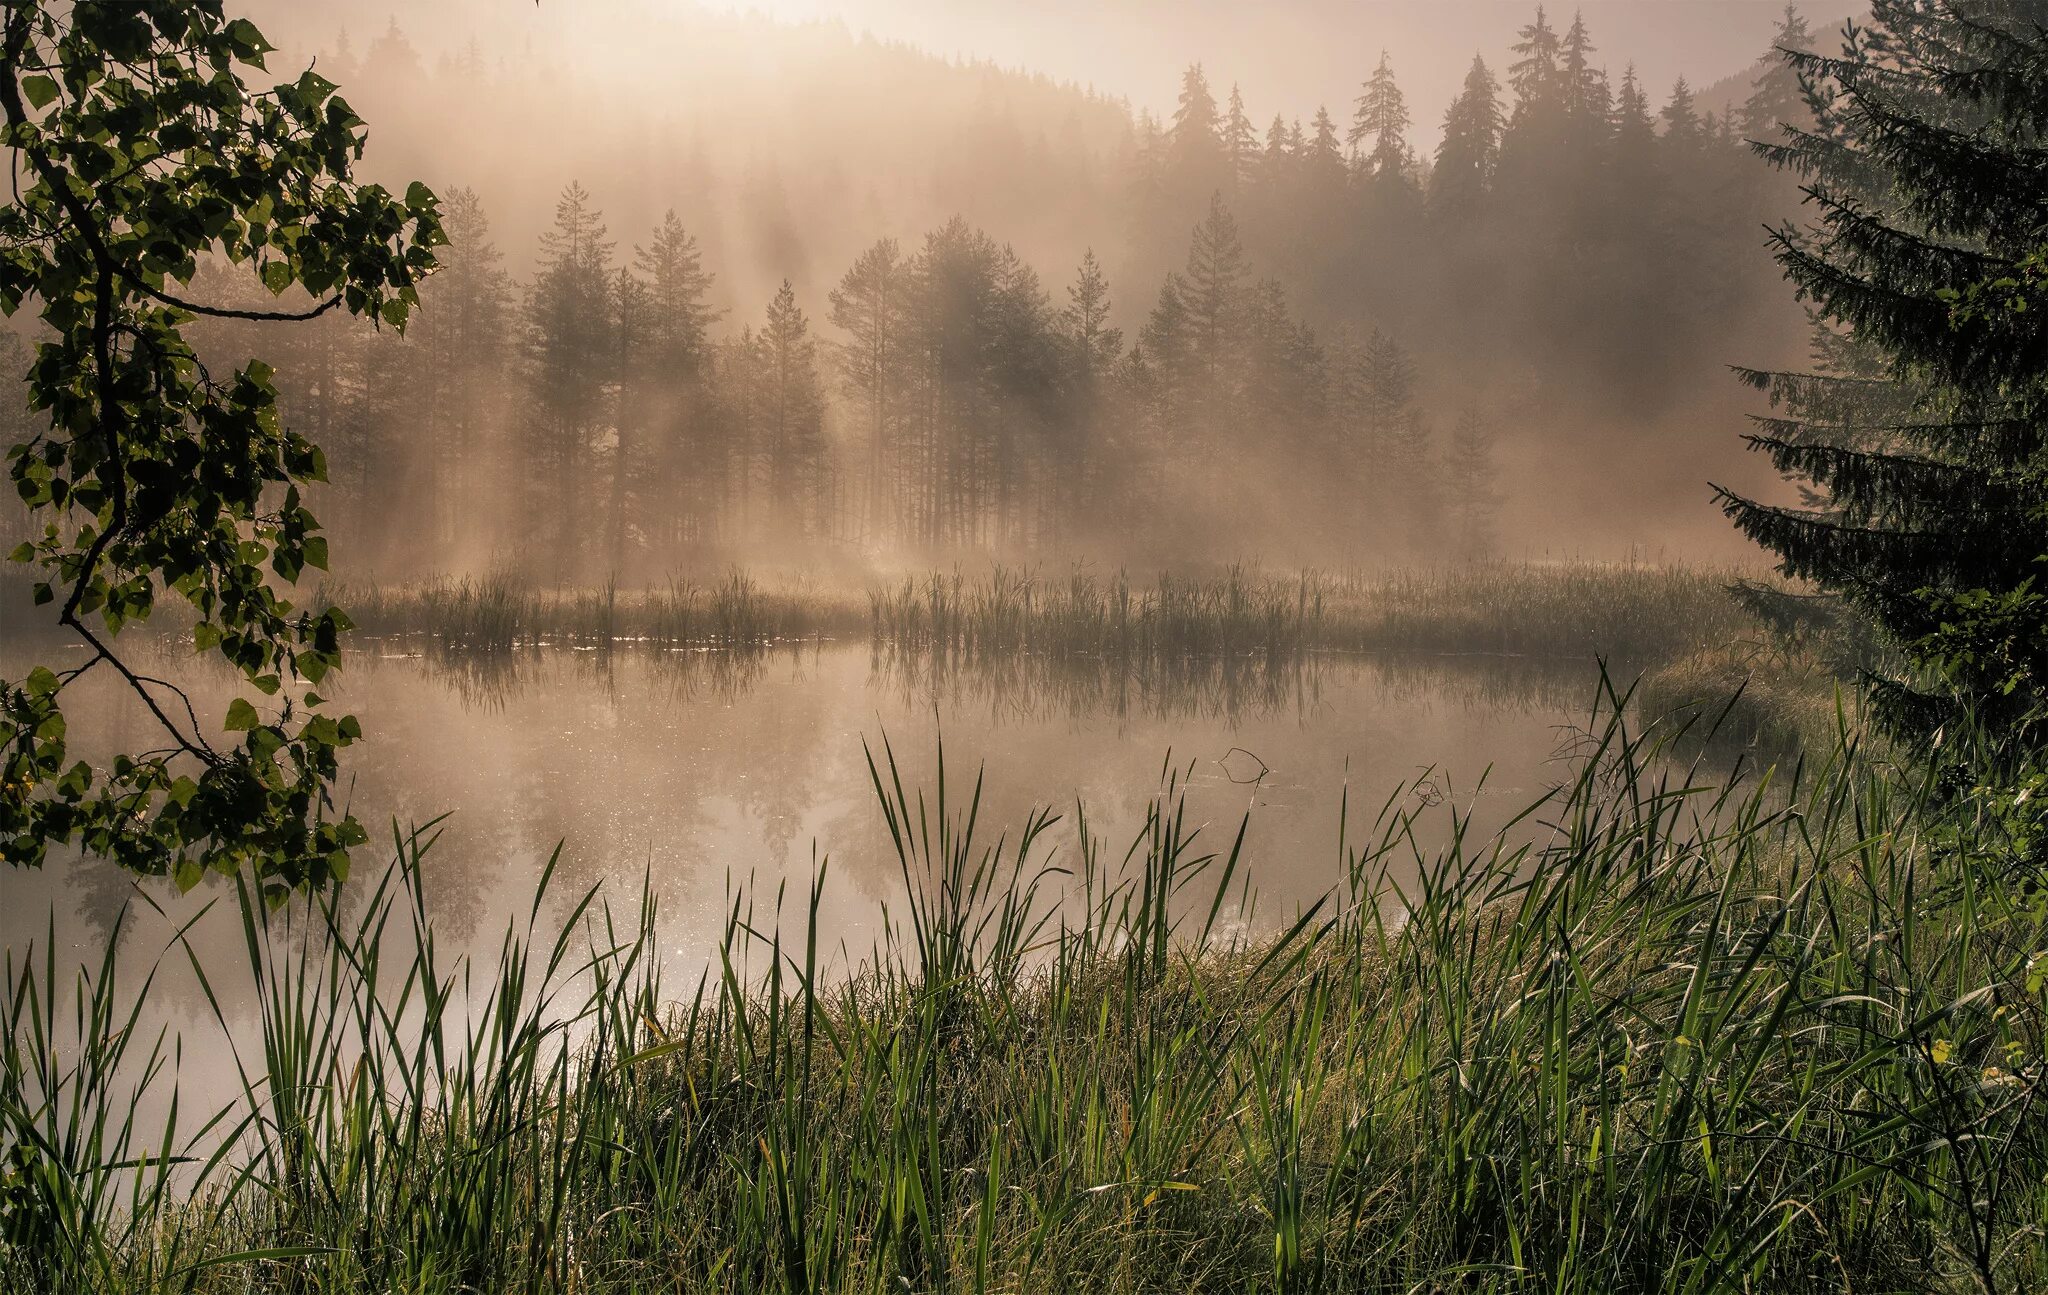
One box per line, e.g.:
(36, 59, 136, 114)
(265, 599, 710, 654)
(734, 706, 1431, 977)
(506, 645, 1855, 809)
(3, 640, 1606, 1037)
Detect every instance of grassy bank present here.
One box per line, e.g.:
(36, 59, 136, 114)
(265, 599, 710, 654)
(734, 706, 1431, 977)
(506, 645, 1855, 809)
(7, 686, 2045, 1292)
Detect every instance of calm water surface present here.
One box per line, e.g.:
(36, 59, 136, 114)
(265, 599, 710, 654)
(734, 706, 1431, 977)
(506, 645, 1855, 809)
(2, 639, 1604, 1100)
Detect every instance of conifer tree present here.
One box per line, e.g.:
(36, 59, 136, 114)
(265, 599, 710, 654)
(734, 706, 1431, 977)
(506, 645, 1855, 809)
(1062, 250, 1123, 388)
(1558, 12, 1613, 183)
(1223, 84, 1260, 193)
(1060, 250, 1125, 519)
(1660, 77, 1704, 151)
(1560, 11, 1605, 124)
(1612, 64, 1657, 170)
(424, 188, 511, 492)
(1170, 63, 1221, 160)
(1350, 51, 1413, 178)
(1507, 5, 1564, 126)
(1432, 55, 1503, 222)
(1184, 193, 1248, 389)
(636, 212, 721, 373)
(758, 281, 828, 539)
(1139, 272, 1195, 438)
(830, 239, 905, 544)
(1500, 6, 1570, 205)
(632, 211, 723, 549)
(1166, 63, 1228, 209)
(1305, 106, 1347, 185)
(1740, 4, 1815, 141)
(609, 263, 651, 571)
(1360, 328, 1418, 458)
(1720, 0, 2048, 739)
(1445, 407, 1502, 559)
(523, 181, 615, 580)
(1242, 278, 1324, 464)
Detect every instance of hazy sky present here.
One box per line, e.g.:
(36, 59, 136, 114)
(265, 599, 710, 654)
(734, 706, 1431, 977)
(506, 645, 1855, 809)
(276, 1, 1863, 153)
(708, 1, 1863, 144)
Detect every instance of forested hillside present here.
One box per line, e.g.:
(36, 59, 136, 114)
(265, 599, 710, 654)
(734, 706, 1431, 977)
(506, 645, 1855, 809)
(197, 3, 1824, 577)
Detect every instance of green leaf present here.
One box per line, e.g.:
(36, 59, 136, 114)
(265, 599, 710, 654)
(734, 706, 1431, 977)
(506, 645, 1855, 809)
(225, 18, 275, 58)
(262, 260, 292, 295)
(21, 76, 58, 110)
(224, 698, 259, 732)
(25, 666, 58, 697)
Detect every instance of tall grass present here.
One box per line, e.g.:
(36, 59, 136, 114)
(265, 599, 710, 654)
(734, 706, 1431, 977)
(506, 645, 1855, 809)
(7, 679, 2043, 1292)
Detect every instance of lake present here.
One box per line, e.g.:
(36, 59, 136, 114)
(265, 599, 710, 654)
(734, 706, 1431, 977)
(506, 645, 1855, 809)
(1, 639, 1604, 1082)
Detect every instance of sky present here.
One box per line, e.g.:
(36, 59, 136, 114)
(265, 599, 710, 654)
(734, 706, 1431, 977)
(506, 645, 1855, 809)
(272, 1, 1864, 153)
(704, 0, 1865, 145)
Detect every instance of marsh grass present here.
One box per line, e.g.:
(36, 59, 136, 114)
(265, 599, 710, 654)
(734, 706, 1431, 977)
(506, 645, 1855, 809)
(334, 570, 862, 652)
(1638, 643, 1854, 763)
(8, 678, 2041, 1293)
(1320, 562, 1762, 659)
(329, 562, 1763, 669)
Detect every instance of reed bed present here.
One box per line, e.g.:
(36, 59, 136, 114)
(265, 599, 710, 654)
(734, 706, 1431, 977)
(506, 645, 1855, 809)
(869, 562, 1762, 666)
(333, 570, 865, 652)
(323, 562, 1761, 668)
(1320, 562, 1761, 660)
(6, 682, 2045, 1292)
(868, 565, 1325, 662)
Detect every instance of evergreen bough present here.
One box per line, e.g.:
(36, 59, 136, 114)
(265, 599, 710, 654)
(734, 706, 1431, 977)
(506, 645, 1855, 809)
(1721, 0, 2048, 744)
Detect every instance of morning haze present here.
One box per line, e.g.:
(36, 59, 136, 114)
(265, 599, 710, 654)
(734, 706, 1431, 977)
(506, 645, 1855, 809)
(208, 0, 1829, 577)
(10, 3, 2041, 1290)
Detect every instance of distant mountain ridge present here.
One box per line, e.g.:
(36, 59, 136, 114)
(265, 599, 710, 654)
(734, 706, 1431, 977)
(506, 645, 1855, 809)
(1693, 3, 1865, 125)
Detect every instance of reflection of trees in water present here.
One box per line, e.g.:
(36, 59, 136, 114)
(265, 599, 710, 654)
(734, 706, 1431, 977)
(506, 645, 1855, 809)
(43, 644, 1596, 956)
(866, 645, 1327, 728)
(392, 642, 792, 712)
(378, 642, 851, 945)
(54, 848, 154, 951)
(1354, 653, 1602, 714)
(864, 646, 1601, 730)
(397, 640, 1595, 731)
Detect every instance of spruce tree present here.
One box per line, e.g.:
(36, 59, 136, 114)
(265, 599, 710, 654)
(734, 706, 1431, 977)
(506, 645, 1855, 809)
(1432, 55, 1503, 223)
(633, 211, 723, 550)
(1183, 192, 1249, 394)
(1350, 51, 1413, 179)
(1262, 112, 1293, 180)
(1223, 84, 1260, 193)
(1166, 63, 1228, 210)
(1505, 5, 1566, 151)
(1720, 0, 2048, 740)
(1659, 77, 1704, 151)
(1560, 12, 1606, 125)
(1740, 4, 1816, 141)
